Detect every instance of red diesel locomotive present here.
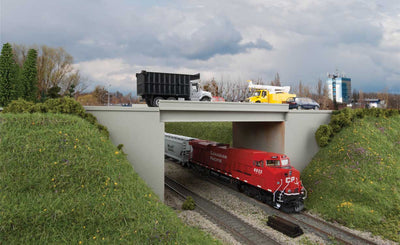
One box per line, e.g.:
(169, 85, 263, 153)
(189, 139, 306, 213)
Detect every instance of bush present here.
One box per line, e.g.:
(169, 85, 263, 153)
(44, 97, 86, 116)
(182, 196, 196, 210)
(30, 103, 49, 113)
(82, 112, 98, 124)
(315, 125, 333, 147)
(385, 109, 399, 117)
(2, 99, 34, 113)
(315, 108, 400, 148)
(329, 110, 353, 133)
(2, 98, 108, 137)
(355, 109, 366, 119)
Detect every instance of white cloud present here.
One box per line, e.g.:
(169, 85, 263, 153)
(2, 0, 400, 93)
(75, 59, 137, 93)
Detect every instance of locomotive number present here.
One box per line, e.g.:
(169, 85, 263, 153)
(254, 168, 263, 175)
(285, 177, 295, 183)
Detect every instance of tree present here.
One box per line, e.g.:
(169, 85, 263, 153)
(201, 78, 219, 96)
(270, 72, 281, 86)
(316, 79, 323, 98)
(93, 85, 108, 104)
(46, 86, 61, 99)
(0, 43, 19, 106)
(20, 49, 38, 102)
(12, 44, 87, 98)
(352, 89, 359, 103)
(359, 90, 364, 107)
(67, 84, 76, 98)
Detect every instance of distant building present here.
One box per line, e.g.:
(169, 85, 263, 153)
(326, 74, 351, 103)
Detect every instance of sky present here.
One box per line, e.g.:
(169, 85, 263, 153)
(1, 0, 400, 94)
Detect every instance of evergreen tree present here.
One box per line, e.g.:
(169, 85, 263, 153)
(47, 85, 61, 98)
(20, 49, 38, 101)
(67, 84, 76, 98)
(0, 43, 19, 106)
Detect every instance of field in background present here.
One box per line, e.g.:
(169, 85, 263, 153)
(0, 113, 220, 244)
(165, 122, 233, 145)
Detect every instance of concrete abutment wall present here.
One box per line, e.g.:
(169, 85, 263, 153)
(233, 122, 285, 154)
(85, 102, 331, 201)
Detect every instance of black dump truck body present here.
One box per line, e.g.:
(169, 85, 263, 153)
(136, 70, 201, 107)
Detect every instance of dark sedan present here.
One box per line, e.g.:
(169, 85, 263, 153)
(285, 97, 320, 110)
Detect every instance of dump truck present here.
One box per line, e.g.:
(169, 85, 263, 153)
(246, 80, 296, 104)
(136, 70, 212, 107)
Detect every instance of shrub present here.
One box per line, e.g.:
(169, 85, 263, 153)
(355, 109, 366, 119)
(315, 125, 333, 147)
(2, 99, 34, 113)
(315, 108, 399, 148)
(385, 109, 399, 117)
(3, 98, 108, 137)
(182, 196, 196, 210)
(44, 97, 85, 116)
(329, 109, 354, 133)
(82, 112, 97, 124)
(30, 103, 49, 113)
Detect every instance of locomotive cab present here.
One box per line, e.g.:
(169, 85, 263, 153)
(258, 154, 306, 212)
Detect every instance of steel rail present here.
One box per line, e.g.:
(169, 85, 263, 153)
(188, 165, 379, 245)
(165, 176, 279, 245)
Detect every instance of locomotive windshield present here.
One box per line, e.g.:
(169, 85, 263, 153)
(266, 160, 280, 166)
(281, 159, 289, 166)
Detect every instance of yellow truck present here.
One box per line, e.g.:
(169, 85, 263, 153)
(246, 80, 296, 104)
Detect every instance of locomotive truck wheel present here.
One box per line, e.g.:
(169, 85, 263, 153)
(200, 97, 211, 101)
(256, 101, 261, 103)
(237, 183, 244, 193)
(152, 97, 163, 107)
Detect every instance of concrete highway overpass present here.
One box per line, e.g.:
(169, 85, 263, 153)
(85, 101, 331, 200)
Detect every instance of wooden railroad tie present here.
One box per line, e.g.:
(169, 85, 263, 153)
(267, 215, 303, 238)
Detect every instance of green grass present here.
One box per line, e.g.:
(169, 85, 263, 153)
(0, 113, 220, 244)
(302, 115, 400, 242)
(165, 122, 233, 145)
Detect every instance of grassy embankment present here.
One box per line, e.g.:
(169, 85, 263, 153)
(0, 113, 220, 244)
(302, 115, 400, 242)
(165, 122, 232, 145)
(166, 114, 400, 243)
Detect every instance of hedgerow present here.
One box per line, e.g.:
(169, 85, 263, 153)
(2, 97, 109, 137)
(315, 108, 399, 147)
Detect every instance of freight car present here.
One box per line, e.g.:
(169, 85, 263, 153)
(164, 133, 195, 166)
(165, 133, 306, 213)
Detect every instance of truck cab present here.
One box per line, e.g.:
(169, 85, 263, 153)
(190, 82, 212, 101)
(248, 90, 269, 103)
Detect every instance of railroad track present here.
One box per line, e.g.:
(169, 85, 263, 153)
(165, 158, 380, 245)
(165, 176, 280, 245)
(290, 212, 377, 245)
(199, 170, 379, 245)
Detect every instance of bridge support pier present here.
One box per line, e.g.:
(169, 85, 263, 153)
(232, 122, 285, 154)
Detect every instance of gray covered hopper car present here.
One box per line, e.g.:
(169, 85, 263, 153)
(164, 133, 196, 166)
